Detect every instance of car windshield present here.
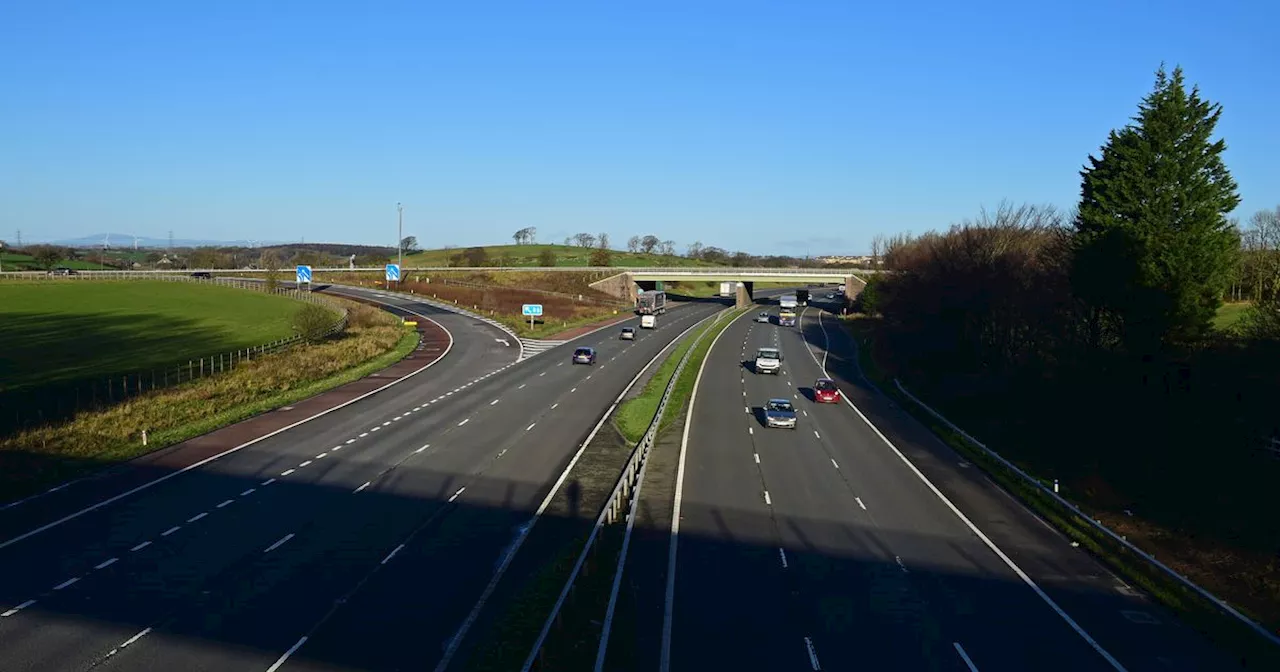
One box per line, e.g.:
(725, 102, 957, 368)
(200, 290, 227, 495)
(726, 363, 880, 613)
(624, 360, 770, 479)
(768, 401, 794, 413)
(815, 380, 835, 391)
(757, 349, 779, 359)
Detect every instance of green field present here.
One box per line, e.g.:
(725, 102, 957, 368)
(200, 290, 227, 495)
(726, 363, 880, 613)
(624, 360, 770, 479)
(402, 243, 715, 268)
(0, 281, 303, 391)
(0, 252, 111, 271)
(1214, 301, 1251, 331)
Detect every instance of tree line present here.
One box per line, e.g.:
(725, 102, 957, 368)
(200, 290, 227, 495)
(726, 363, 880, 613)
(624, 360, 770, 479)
(859, 66, 1277, 555)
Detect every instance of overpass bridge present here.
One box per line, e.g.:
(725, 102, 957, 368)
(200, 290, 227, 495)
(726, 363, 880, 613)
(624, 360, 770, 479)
(587, 268, 869, 307)
(1, 265, 872, 307)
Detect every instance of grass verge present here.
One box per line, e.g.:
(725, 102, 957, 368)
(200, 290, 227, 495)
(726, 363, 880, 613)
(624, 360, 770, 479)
(840, 315, 1280, 668)
(0, 301, 417, 502)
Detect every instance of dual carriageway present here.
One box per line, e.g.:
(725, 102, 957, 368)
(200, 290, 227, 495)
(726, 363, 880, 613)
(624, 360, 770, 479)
(0, 284, 1240, 671)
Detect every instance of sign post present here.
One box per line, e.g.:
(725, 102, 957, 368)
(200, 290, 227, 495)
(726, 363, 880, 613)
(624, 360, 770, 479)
(385, 263, 401, 287)
(522, 303, 543, 330)
(295, 265, 312, 291)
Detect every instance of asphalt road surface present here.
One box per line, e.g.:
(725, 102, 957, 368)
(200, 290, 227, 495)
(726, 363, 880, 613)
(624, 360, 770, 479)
(0, 286, 723, 672)
(665, 295, 1241, 671)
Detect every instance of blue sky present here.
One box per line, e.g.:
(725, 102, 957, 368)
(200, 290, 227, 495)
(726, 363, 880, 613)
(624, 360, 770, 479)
(2, 1, 1276, 255)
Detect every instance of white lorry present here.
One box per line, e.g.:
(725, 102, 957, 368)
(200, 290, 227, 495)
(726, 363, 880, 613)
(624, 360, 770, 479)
(719, 282, 735, 297)
(779, 294, 798, 310)
(641, 314, 656, 329)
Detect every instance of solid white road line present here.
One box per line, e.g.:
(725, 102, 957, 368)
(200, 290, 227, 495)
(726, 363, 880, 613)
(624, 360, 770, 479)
(95, 557, 118, 569)
(53, 577, 79, 590)
(954, 642, 980, 671)
(779, 548, 789, 568)
(804, 636, 822, 670)
(264, 533, 294, 553)
(0, 301, 456, 551)
(804, 310, 1127, 671)
(381, 544, 405, 565)
(266, 636, 308, 672)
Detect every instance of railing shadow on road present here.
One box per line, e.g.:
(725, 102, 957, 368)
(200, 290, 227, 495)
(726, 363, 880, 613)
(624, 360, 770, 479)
(0, 448, 1253, 672)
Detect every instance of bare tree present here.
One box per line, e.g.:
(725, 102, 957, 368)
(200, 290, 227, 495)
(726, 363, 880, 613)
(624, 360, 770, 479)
(260, 250, 282, 292)
(659, 240, 675, 256)
(627, 235, 641, 253)
(511, 227, 537, 245)
(870, 234, 885, 267)
(598, 232, 610, 249)
(573, 233, 597, 248)
(641, 235, 660, 254)
(686, 241, 703, 259)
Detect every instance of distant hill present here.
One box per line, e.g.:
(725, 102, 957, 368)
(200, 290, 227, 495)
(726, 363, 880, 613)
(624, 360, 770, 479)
(402, 244, 716, 268)
(50, 234, 290, 249)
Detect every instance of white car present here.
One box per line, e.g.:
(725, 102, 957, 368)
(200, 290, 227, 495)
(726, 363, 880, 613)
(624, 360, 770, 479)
(755, 312, 770, 323)
(754, 347, 782, 374)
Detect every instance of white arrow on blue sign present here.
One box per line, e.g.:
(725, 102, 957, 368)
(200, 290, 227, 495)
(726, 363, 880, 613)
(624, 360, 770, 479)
(522, 304, 543, 316)
(385, 264, 401, 282)
(296, 265, 312, 283)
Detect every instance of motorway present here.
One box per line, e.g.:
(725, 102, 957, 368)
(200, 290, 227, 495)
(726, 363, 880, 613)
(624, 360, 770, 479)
(665, 295, 1241, 671)
(0, 285, 724, 671)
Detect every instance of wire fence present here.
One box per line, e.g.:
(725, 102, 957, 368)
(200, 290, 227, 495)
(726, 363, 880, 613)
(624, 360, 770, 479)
(521, 307, 733, 671)
(891, 379, 1280, 651)
(1, 275, 347, 435)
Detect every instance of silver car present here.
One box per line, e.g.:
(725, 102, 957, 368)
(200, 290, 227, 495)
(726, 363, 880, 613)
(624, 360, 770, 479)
(755, 312, 770, 323)
(572, 347, 596, 365)
(620, 327, 635, 340)
(764, 398, 797, 429)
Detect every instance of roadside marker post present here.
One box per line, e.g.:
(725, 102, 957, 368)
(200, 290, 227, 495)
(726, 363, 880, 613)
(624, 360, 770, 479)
(522, 303, 543, 330)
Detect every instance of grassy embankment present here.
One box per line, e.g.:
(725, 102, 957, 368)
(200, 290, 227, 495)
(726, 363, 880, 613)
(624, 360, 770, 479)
(840, 311, 1280, 667)
(329, 270, 630, 339)
(0, 282, 416, 501)
(401, 244, 714, 268)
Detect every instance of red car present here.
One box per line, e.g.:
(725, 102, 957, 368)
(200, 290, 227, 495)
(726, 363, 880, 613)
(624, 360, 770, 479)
(813, 378, 841, 403)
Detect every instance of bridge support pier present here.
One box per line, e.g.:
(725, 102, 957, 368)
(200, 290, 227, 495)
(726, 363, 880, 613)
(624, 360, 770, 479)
(735, 281, 754, 308)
